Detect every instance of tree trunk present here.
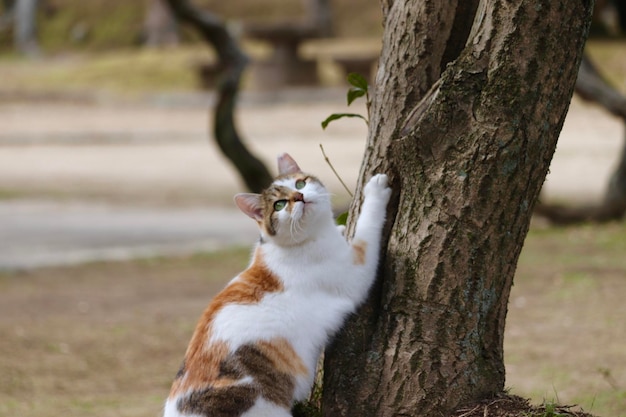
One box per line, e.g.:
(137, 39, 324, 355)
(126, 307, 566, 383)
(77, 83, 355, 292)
(144, 0, 179, 47)
(303, 0, 333, 36)
(323, 1, 593, 416)
(164, 0, 273, 193)
(14, 0, 39, 57)
(576, 53, 626, 120)
(0, 0, 15, 32)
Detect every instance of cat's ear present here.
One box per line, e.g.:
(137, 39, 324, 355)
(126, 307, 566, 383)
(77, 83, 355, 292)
(234, 193, 264, 221)
(277, 153, 302, 175)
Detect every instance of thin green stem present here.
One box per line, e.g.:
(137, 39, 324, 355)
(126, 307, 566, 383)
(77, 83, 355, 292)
(319, 144, 354, 198)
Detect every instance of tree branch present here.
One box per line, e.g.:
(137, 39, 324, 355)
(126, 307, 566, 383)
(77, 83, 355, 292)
(576, 53, 626, 119)
(535, 53, 626, 225)
(164, 0, 273, 193)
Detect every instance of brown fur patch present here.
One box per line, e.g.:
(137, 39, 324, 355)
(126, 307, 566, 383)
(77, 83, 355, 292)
(169, 250, 283, 399)
(175, 340, 301, 415)
(225, 343, 297, 408)
(169, 337, 229, 397)
(256, 338, 308, 376)
(352, 239, 368, 265)
(177, 383, 258, 417)
(261, 184, 285, 236)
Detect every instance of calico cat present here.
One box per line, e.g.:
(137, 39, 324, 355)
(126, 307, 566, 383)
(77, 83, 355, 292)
(164, 153, 391, 417)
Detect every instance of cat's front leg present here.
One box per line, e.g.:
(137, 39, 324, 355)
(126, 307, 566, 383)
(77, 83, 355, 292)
(354, 173, 392, 245)
(350, 173, 392, 275)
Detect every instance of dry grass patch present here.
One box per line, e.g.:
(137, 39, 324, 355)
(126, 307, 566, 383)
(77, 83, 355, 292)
(1, 222, 625, 416)
(0, 251, 248, 417)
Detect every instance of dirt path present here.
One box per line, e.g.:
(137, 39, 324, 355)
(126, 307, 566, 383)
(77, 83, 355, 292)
(0, 91, 368, 205)
(0, 93, 622, 204)
(0, 92, 623, 269)
(1, 225, 624, 417)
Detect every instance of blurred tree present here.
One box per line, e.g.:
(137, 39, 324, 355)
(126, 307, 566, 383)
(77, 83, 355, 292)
(321, 0, 593, 416)
(535, 54, 626, 224)
(534, 1, 626, 225)
(618, 0, 626, 29)
(0, 0, 15, 28)
(143, 0, 179, 47)
(14, 0, 39, 56)
(304, 0, 332, 36)
(164, 0, 273, 193)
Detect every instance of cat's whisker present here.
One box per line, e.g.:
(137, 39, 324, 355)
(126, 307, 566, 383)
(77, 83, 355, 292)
(289, 215, 304, 240)
(294, 218, 305, 236)
(316, 192, 334, 199)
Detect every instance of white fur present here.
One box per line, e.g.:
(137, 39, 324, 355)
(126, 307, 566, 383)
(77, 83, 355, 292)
(166, 172, 391, 416)
(240, 397, 292, 417)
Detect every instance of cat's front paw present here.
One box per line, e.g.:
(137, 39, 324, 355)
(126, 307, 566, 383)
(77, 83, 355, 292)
(364, 174, 392, 203)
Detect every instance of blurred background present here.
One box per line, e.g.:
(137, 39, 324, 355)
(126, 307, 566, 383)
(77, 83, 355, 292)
(0, 1, 625, 416)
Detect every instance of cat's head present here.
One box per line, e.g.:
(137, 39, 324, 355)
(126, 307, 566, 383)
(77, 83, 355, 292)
(234, 153, 332, 246)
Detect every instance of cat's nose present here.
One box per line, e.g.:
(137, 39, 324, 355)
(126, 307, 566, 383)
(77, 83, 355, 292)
(293, 192, 304, 202)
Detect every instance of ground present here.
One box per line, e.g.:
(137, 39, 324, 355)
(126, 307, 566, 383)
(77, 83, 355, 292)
(1, 222, 625, 417)
(452, 394, 594, 417)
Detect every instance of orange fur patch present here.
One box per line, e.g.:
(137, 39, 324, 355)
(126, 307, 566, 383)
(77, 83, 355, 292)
(352, 240, 368, 265)
(257, 338, 308, 376)
(169, 336, 229, 397)
(169, 249, 284, 398)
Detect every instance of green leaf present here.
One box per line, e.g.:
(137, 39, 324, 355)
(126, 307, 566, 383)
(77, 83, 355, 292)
(347, 87, 366, 106)
(321, 113, 368, 130)
(347, 72, 369, 90)
(335, 211, 349, 226)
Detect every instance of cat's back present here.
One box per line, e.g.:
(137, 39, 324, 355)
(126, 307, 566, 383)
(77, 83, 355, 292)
(208, 241, 356, 364)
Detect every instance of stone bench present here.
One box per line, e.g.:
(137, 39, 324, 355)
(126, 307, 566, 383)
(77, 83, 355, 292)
(332, 54, 379, 85)
(243, 22, 323, 89)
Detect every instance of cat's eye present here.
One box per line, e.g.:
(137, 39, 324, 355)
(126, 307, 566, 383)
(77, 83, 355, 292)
(295, 179, 306, 190)
(273, 200, 287, 211)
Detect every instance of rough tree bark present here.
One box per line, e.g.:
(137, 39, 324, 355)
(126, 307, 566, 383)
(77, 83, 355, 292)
(323, 1, 593, 416)
(164, 0, 273, 193)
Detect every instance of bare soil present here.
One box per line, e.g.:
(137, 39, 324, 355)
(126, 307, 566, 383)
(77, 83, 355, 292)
(1, 222, 625, 417)
(452, 394, 594, 417)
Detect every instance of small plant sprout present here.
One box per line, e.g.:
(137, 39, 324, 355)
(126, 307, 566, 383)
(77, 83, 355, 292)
(321, 72, 370, 129)
(320, 73, 372, 226)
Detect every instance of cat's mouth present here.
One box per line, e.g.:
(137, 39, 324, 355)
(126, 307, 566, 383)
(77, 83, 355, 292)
(293, 192, 305, 203)
(292, 192, 312, 212)
(291, 196, 308, 221)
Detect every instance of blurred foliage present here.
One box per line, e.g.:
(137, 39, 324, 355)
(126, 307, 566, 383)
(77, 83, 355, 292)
(586, 40, 626, 93)
(0, 0, 382, 52)
(0, 46, 208, 94)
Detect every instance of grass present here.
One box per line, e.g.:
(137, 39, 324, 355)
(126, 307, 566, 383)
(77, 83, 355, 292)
(0, 0, 382, 52)
(0, 250, 250, 417)
(536, 401, 575, 417)
(0, 41, 621, 100)
(0, 40, 367, 97)
(0, 46, 212, 97)
(0, 222, 625, 417)
(506, 222, 626, 417)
